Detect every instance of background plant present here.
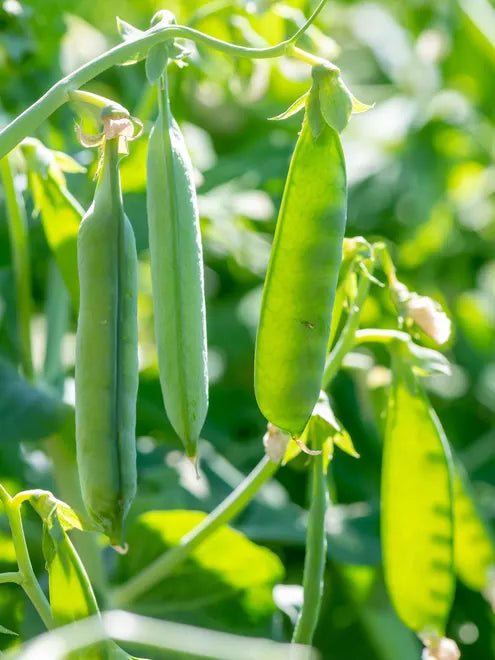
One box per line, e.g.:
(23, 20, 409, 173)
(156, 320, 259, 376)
(0, 1, 494, 658)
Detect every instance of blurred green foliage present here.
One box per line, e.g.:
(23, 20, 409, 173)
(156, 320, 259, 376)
(1, 0, 495, 658)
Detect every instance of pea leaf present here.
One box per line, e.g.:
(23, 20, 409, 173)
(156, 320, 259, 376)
(116, 17, 147, 66)
(0, 358, 71, 443)
(145, 44, 168, 84)
(118, 510, 284, 635)
(314, 64, 353, 134)
(306, 82, 323, 140)
(21, 138, 82, 310)
(28, 490, 100, 534)
(283, 392, 358, 465)
(381, 353, 455, 635)
(269, 92, 309, 121)
(0, 624, 17, 636)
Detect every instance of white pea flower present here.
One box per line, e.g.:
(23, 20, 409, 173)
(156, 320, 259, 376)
(406, 293, 451, 345)
(263, 423, 290, 463)
(420, 632, 461, 660)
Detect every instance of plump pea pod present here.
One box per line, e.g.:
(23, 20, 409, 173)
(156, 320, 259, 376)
(381, 353, 455, 636)
(146, 69, 208, 459)
(75, 137, 138, 544)
(255, 117, 347, 436)
(453, 459, 495, 593)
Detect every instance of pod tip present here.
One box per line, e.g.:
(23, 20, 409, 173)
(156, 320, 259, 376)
(186, 452, 201, 479)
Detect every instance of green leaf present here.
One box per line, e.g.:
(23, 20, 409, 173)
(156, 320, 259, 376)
(0, 359, 71, 443)
(402, 341, 451, 377)
(0, 623, 17, 636)
(118, 510, 284, 634)
(305, 82, 323, 140)
(145, 44, 168, 84)
(269, 92, 309, 121)
(283, 392, 358, 465)
(41, 507, 100, 626)
(29, 491, 100, 534)
(116, 17, 147, 66)
(21, 138, 82, 310)
(381, 354, 455, 635)
(314, 64, 353, 133)
(350, 93, 374, 114)
(27, 173, 81, 310)
(453, 460, 495, 593)
(116, 17, 143, 41)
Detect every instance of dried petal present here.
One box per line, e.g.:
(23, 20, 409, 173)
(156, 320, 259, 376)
(263, 423, 290, 463)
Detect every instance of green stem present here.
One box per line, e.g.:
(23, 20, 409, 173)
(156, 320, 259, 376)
(354, 328, 411, 346)
(0, 487, 54, 629)
(290, 45, 327, 66)
(322, 270, 372, 388)
(0, 155, 34, 380)
(0, 572, 21, 584)
(111, 456, 278, 607)
(0, 0, 328, 158)
(292, 432, 327, 645)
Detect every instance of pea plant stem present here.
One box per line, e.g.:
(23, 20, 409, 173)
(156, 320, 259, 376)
(0, 0, 328, 159)
(292, 432, 327, 645)
(0, 486, 54, 629)
(322, 268, 372, 388)
(111, 456, 279, 607)
(0, 155, 34, 381)
(354, 328, 411, 346)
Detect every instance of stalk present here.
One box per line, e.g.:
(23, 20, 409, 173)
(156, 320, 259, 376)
(0, 155, 33, 380)
(292, 432, 327, 644)
(0, 0, 329, 159)
(111, 456, 278, 607)
(0, 486, 54, 629)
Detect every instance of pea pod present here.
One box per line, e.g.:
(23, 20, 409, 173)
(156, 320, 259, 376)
(75, 136, 138, 544)
(255, 118, 347, 436)
(146, 69, 208, 459)
(381, 354, 455, 635)
(453, 460, 495, 593)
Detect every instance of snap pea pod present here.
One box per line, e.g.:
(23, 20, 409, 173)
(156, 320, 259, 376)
(75, 136, 138, 544)
(381, 354, 454, 635)
(255, 118, 347, 436)
(146, 68, 208, 459)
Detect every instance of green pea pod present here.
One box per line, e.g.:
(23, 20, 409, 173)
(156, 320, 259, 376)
(255, 117, 347, 436)
(453, 460, 495, 593)
(381, 354, 455, 635)
(146, 70, 208, 459)
(75, 137, 138, 544)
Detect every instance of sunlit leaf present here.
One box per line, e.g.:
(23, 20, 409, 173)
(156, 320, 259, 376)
(118, 510, 284, 634)
(0, 359, 71, 443)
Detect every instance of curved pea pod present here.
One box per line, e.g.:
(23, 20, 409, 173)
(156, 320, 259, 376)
(146, 74, 208, 459)
(75, 137, 138, 544)
(381, 355, 455, 635)
(453, 460, 495, 593)
(254, 118, 347, 436)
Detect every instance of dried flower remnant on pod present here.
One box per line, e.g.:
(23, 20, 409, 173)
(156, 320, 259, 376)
(263, 423, 290, 463)
(420, 632, 461, 660)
